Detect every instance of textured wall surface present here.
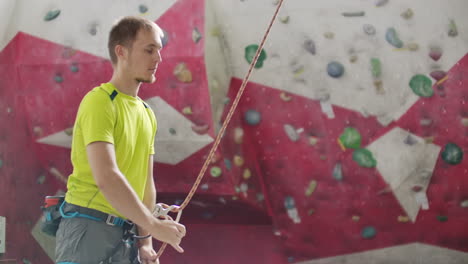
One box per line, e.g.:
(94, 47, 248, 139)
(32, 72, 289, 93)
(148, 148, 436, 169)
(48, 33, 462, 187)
(0, 0, 467, 263)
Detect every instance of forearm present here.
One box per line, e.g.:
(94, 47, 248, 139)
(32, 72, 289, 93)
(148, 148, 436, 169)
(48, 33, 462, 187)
(97, 170, 157, 231)
(137, 185, 156, 247)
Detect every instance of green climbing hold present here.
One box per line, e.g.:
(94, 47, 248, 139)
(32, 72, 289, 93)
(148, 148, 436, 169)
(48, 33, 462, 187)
(245, 44, 267, 69)
(441, 143, 463, 165)
(54, 75, 63, 83)
(361, 226, 377, 239)
(370, 58, 381, 78)
(409, 74, 433, 98)
(44, 10, 61, 21)
(437, 215, 448, 222)
(0, 159, 3, 169)
(353, 148, 377, 168)
(169, 128, 176, 135)
(210, 166, 222, 178)
(339, 127, 362, 149)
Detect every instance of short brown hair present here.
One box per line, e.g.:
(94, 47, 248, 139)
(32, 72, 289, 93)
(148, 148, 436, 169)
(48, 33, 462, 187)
(108, 16, 163, 65)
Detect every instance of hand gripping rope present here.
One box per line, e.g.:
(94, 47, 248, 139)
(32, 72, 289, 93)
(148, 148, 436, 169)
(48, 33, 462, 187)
(153, 0, 285, 259)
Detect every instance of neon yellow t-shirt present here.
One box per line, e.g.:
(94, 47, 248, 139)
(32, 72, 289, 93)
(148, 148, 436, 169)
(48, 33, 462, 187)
(65, 82, 157, 218)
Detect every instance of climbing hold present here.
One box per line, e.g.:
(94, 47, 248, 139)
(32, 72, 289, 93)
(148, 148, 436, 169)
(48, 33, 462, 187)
(374, 80, 384, 94)
(64, 127, 73, 136)
(461, 118, 468, 127)
(244, 110, 261, 126)
(429, 46, 442, 61)
(398, 216, 410, 222)
(44, 9, 60, 21)
(284, 196, 301, 223)
(280, 92, 292, 101)
(62, 46, 77, 59)
(361, 226, 377, 239)
(339, 127, 362, 149)
(460, 200, 468, 208)
(324, 32, 334, 39)
(0, 159, 3, 169)
(353, 149, 377, 168)
(89, 23, 98, 36)
(349, 55, 358, 63)
(245, 44, 267, 68)
(239, 182, 249, 193)
(169, 128, 176, 135)
(309, 136, 318, 146)
(420, 118, 432, 126)
(70, 64, 79, 73)
(139, 4, 148, 14)
(407, 43, 419, 51)
(224, 158, 232, 170)
(54, 74, 63, 83)
(173, 63, 192, 83)
(308, 209, 315, 216)
(210, 152, 221, 164)
(412, 185, 423, 192)
(404, 134, 418, 145)
(192, 123, 209, 134)
(284, 124, 302, 142)
(352, 215, 360, 221)
(386, 28, 404, 48)
(257, 193, 264, 202)
(279, 16, 290, 24)
(401, 8, 413, 20)
(363, 24, 376, 35)
(409, 74, 433, 98)
(37, 174, 46, 184)
(332, 162, 343, 181)
(234, 127, 244, 144)
(327, 61, 345, 78)
(305, 180, 317, 197)
(210, 166, 222, 178)
(182, 106, 193, 115)
(437, 215, 448, 222)
(303, 39, 316, 55)
(233, 155, 244, 167)
(161, 30, 169, 47)
(370, 58, 382, 78)
(192, 27, 202, 43)
(448, 19, 458, 37)
(430, 71, 447, 81)
(243, 168, 252, 180)
(441, 142, 463, 165)
(200, 183, 209, 191)
(342, 11, 365, 17)
(375, 0, 388, 7)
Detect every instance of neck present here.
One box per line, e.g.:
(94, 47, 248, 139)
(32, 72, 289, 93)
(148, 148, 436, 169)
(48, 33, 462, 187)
(109, 69, 141, 97)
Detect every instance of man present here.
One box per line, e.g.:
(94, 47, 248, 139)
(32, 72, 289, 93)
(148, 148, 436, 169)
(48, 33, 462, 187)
(55, 16, 186, 264)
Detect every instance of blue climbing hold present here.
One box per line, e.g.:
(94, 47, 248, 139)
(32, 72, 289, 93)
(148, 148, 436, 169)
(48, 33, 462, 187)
(244, 110, 261, 125)
(327, 61, 345, 78)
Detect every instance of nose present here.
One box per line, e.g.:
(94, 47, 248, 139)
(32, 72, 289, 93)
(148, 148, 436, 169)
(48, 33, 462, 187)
(155, 50, 162, 63)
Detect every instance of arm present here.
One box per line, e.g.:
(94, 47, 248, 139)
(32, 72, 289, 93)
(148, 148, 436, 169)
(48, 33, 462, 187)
(137, 154, 156, 248)
(87, 142, 185, 252)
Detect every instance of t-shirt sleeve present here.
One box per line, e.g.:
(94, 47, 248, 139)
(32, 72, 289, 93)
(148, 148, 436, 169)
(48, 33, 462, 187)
(149, 109, 157, 155)
(78, 91, 116, 146)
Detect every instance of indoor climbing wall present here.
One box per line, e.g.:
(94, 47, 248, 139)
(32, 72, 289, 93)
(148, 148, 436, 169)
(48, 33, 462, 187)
(207, 0, 468, 263)
(0, 0, 467, 263)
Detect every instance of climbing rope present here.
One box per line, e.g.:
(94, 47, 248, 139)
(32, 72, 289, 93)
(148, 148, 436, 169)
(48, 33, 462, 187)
(155, 0, 285, 258)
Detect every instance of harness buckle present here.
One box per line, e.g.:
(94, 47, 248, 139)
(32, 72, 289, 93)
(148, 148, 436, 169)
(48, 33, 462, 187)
(106, 215, 119, 226)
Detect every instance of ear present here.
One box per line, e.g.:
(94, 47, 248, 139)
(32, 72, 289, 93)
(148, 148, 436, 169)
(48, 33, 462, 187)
(115, 45, 127, 62)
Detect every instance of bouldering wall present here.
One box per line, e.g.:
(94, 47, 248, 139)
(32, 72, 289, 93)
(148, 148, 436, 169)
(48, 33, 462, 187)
(0, 0, 467, 263)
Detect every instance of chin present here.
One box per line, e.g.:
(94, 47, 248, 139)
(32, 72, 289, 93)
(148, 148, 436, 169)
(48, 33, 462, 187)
(136, 76, 156, 84)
